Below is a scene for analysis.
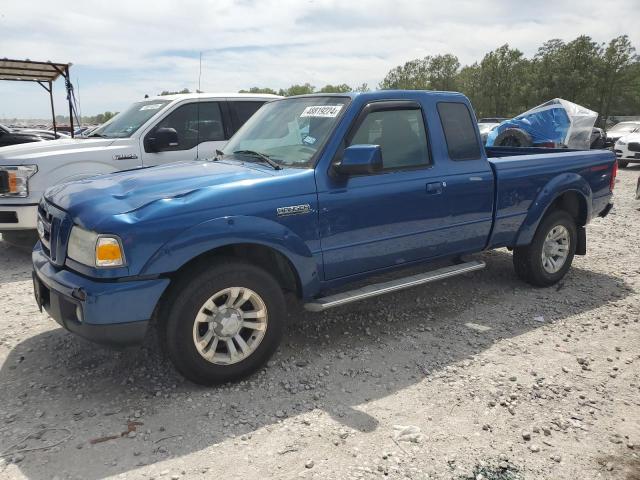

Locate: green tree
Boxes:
[456,63,484,114]
[159,88,191,96]
[379,54,460,91]
[238,87,278,95]
[478,44,529,116]
[278,83,316,96]
[379,57,430,90]
[318,83,352,93]
[427,54,460,91]
[596,35,638,124]
[560,36,602,105]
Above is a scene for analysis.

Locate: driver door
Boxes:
[140,101,227,166]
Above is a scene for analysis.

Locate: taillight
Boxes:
[610,161,618,191]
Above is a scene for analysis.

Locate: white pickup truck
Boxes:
[0,93,279,240]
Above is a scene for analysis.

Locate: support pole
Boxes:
[65,65,74,138]
[49,81,57,135]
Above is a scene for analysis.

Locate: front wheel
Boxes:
[513,210,577,287]
[618,160,629,168]
[163,260,286,385]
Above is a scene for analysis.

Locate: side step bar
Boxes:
[304,259,485,312]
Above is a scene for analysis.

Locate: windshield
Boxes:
[89,100,171,138]
[609,122,640,134]
[223,96,350,167]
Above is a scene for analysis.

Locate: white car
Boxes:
[614,132,640,168]
[0,93,279,238]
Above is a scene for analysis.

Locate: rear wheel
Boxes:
[513,210,577,287]
[163,260,286,385]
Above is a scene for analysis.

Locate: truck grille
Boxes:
[628,142,640,152]
[37,200,72,266]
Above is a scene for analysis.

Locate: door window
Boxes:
[349,108,430,169]
[151,102,224,151]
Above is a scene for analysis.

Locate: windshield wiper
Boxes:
[87,132,107,138]
[233,150,282,170]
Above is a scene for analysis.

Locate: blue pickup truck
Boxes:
[32,90,616,384]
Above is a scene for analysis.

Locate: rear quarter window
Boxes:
[229,101,267,134]
[437,102,481,161]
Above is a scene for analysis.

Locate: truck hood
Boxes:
[0,137,117,164]
[619,132,640,143]
[45,160,279,226]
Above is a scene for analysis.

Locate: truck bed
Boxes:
[485,145,577,158]
[486,147,615,249]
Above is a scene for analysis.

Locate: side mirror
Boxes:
[335,144,383,175]
[147,127,179,152]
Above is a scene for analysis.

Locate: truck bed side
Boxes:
[486,148,615,249]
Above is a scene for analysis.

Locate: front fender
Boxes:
[515,173,592,246]
[139,215,321,298]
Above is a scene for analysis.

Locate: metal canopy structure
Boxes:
[0,59,76,136]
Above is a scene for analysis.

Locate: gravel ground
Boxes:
[0,168,638,480]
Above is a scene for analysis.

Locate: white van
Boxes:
[0,93,280,237]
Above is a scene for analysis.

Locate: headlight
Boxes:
[0,165,37,197]
[617,141,626,146]
[67,226,125,268]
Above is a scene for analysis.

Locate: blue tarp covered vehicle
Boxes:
[486,98,598,150]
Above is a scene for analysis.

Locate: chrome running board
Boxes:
[304,259,485,312]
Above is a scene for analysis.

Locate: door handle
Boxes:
[426,181,445,195]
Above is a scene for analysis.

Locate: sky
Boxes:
[1,0,639,119]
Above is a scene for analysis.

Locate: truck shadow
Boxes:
[0,249,633,479]
[0,238,33,285]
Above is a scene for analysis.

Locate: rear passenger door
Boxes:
[435,102,494,253]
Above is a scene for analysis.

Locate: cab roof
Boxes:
[146,92,282,102]
[285,90,467,101]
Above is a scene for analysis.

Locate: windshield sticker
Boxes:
[139,104,164,111]
[300,105,343,118]
[303,135,317,145]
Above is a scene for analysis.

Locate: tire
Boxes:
[494,128,533,147]
[162,259,286,385]
[618,160,629,168]
[513,210,577,287]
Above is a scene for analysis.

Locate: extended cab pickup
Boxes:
[0,93,278,237]
[32,91,616,385]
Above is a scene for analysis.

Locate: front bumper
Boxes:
[32,244,170,346]
[0,203,38,230]
[615,145,640,163]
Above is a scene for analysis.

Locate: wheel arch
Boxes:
[170,243,303,297]
[515,173,592,247]
[140,215,320,299]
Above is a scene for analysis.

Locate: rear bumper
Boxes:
[32,244,170,346]
[0,203,38,230]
